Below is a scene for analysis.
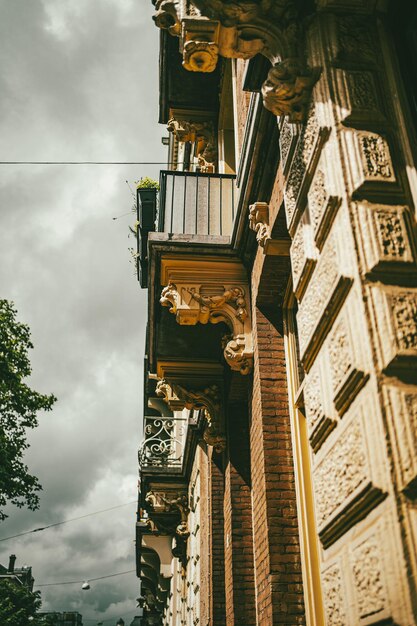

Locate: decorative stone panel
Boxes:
[333,68,385,125]
[307,162,341,250]
[342,130,400,199]
[284,104,330,236]
[279,117,299,175]
[313,395,387,547]
[322,559,347,626]
[297,225,353,371]
[368,286,417,381]
[326,304,369,416]
[351,535,388,622]
[330,15,377,65]
[290,219,317,300]
[383,385,417,496]
[355,202,417,281]
[304,356,336,452]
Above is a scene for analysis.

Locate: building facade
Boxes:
[136,0,417,624]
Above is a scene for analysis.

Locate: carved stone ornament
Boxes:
[183,39,219,73]
[368,287,417,382]
[314,405,387,548]
[262,59,320,122]
[160,282,253,375]
[167,118,218,170]
[152,0,319,121]
[145,488,190,564]
[156,379,226,452]
[248,202,270,248]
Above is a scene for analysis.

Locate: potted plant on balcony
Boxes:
[136,177,159,231]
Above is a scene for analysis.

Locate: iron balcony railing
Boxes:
[158,170,237,237]
[138,416,188,471]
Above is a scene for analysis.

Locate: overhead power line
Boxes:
[0,500,137,543]
[0,161,173,165]
[36,568,135,587]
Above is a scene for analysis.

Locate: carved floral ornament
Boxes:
[152,0,319,122]
[155,378,227,452]
[160,282,253,375]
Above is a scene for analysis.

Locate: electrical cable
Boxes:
[0,161,179,165]
[0,500,137,542]
[36,569,135,587]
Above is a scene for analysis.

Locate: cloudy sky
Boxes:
[0,1,166,623]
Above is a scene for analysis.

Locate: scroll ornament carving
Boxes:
[156,379,226,452]
[248,202,271,248]
[262,59,320,122]
[167,118,217,170]
[160,282,253,375]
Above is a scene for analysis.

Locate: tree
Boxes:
[0,578,44,626]
[0,300,56,521]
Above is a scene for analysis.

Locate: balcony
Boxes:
[158,170,236,237]
[138,415,188,473]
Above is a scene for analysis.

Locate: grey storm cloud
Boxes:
[0,0,166,622]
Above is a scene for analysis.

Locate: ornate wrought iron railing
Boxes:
[138,416,188,470]
[158,170,237,237]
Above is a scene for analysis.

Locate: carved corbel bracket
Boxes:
[249,202,271,248]
[160,282,253,375]
[261,59,321,123]
[156,379,226,452]
[166,117,218,171]
[152,0,319,121]
[249,201,291,256]
[153,0,182,36]
[145,488,190,565]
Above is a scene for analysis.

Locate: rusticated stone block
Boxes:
[343,130,400,199]
[326,304,369,416]
[368,286,417,382]
[313,393,387,548]
[297,224,353,371]
[322,559,347,626]
[355,202,417,281]
[307,164,341,251]
[333,68,385,125]
[304,356,336,453]
[290,220,317,300]
[284,104,330,236]
[383,384,417,496]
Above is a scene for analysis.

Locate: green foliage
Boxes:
[0,300,56,521]
[136,176,159,190]
[0,578,44,625]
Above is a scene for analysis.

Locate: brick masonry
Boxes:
[250,243,306,625]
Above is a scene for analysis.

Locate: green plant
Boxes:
[136,177,159,190]
[0,300,56,521]
[0,578,44,625]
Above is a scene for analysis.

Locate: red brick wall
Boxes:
[250,249,306,624]
[224,403,256,625]
[210,450,226,625]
